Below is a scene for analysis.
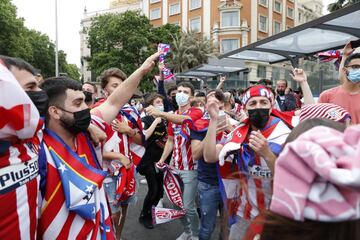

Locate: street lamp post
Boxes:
[55,0,59,76]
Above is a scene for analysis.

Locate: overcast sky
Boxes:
[12,0,335,67]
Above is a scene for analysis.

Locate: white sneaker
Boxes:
[156,199,164,208]
[140,178,147,184]
[176,232,192,240]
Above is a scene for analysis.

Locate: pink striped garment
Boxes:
[271,125,360,221]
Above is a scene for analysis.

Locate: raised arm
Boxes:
[216,75,226,90]
[203,101,222,163]
[157,64,173,112]
[290,68,315,105]
[91,52,161,124]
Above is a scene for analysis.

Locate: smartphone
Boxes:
[350,39,360,49]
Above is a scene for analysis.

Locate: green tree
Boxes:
[328,0,360,12]
[172,32,215,73]
[0,0,79,80]
[0,0,32,60]
[87,11,181,92]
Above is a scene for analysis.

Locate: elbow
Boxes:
[204,154,216,163]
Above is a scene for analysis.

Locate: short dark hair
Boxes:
[258,78,272,86]
[344,53,360,67]
[195,91,206,98]
[206,89,225,103]
[0,55,36,75]
[98,67,127,89]
[167,86,177,96]
[83,82,97,93]
[177,82,195,96]
[40,76,82,108]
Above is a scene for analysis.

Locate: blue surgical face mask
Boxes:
[175,92,189,107]
[347,69,360,83]
[154,104,164,112]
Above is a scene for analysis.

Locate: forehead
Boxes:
[64,89,85,103]
[348,58,360,65]
[277,80,286,86]
[247,96,270,104]
[107,76,123,86]
[177,86,191,92]
[83,83,95,91]
[10,67,37,87]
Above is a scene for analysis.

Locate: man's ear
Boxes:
[48,106,61,120]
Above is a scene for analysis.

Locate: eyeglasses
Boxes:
[346,64,360,69]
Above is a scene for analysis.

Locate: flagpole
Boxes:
[55,0,59,76]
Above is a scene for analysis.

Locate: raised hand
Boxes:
[207,99,219,120]
[290,68,307,83]
[140,51,162,75]
[344,42,355,57]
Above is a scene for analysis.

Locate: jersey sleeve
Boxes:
[318,90,329,103]
[188,107,203,122]
[0,63,39,140]
[167,120,174,137]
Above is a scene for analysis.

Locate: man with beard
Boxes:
[203,85,292,240]
[275,79,296,112]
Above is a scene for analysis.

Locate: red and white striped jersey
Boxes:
[219,117,291,221]
[0,62,42,240]
[168,107,203,171]
[38,128,113,240]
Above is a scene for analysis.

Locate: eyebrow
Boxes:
[72,97,84,103]
[24,81,37,89]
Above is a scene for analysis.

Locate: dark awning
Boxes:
[219,3,360,64]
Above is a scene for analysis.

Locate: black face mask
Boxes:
[248,108,270,129]
[277,90,285,96]
[83,91,93,104]
[26,90,49,116]
[60,108,91,134]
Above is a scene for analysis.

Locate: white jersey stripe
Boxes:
[16,183,30,240]
[68,214,85,239]
[43,203,68,239]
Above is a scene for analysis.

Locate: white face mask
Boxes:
[176,92,190,107]
[154,104,164,112]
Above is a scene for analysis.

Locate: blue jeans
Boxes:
[176,170,200,237]
[198,181,222,240]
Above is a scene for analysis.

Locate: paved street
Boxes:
[122,176,221,240]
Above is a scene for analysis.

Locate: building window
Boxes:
[169,3,180,16]
[259,0,268,7]
[221,39,239,53]
[274,21,281,34]
[259,15,268,32]
[274,0,282,13]
[190,0,201,10]
[189,17,201,32]
[150,0,161,3]
[221,11,240,27]
[272,67,280,80]
[287,7,294,19]
[257,65,267,78]
[150,8,161,20]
